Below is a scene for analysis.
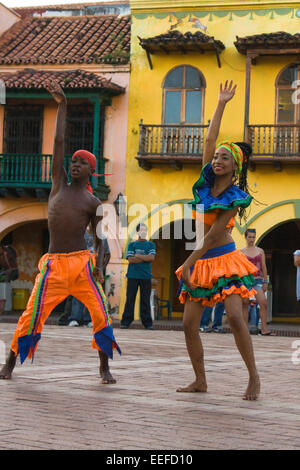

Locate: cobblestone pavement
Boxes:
[1,324,300,450]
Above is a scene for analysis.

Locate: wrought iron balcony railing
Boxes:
[0,153,55,187]
[247,124,300,167]
[137,121,209,169]
[0,153,106,198]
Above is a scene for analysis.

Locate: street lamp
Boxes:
[113,193,127,227]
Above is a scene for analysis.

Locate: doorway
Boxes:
[259,219,300,318]
[151,218,196,316]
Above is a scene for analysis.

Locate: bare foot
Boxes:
[176,380,207,393]
[243,374,260,401]
[0,352,16,380]
[100,367,116,384]
[98,350,116,384]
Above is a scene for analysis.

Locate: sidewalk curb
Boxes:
[1,315,300,337]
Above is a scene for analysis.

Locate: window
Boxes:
[275,65,300,155]
[161,66,205,155]
[276,64,300,123]
[3,105,43,154]
[163,66,205,124]
[65,105,94,155]
[2,105,44,183]
[65,104,105,176]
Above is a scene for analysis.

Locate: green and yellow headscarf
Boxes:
[216,140,244,174]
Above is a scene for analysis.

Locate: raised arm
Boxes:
[203,81,237,166]
[45,81,67,190]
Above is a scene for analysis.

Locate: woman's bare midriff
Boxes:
[202,223,234,250]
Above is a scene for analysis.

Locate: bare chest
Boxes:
[48,188,93,224]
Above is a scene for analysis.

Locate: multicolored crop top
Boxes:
[190,163,252,228]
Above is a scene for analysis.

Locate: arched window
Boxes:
[276,64,299,123]
[163,66,205,124]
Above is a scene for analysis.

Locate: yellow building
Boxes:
[122,0,300,322]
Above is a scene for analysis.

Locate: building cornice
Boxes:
[130,0,300,13]
[0,64,130,74]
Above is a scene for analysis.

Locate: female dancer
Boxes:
[176,81,260,400]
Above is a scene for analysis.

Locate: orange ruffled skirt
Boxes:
[176,243,258,307]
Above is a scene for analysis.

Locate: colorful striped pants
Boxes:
[11,250,121,364]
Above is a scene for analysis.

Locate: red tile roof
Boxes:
[0,15,130,65]
[139,30,225,53]
[235,31,300,54]
[0,69,124,94]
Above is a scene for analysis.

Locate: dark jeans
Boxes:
[121,278,152,328]
[68,297,91,325]
[200,302,225,329]
[249,304,260,326]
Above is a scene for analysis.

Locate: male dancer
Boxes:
[0,81,120,382]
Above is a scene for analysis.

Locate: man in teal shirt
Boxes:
[121,224,156,329]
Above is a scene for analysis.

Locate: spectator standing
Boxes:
[199,302,226,333]
[0,245,18,282]
[294,250,300,303]
[68,229,111,327]
[0,244,18,315]
[241,229,273,336]
[248,297,260,334]
[121,224,155,330]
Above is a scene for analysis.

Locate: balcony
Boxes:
[247,125,300,170]
[0,153,108,199]
[136,121,209,170]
